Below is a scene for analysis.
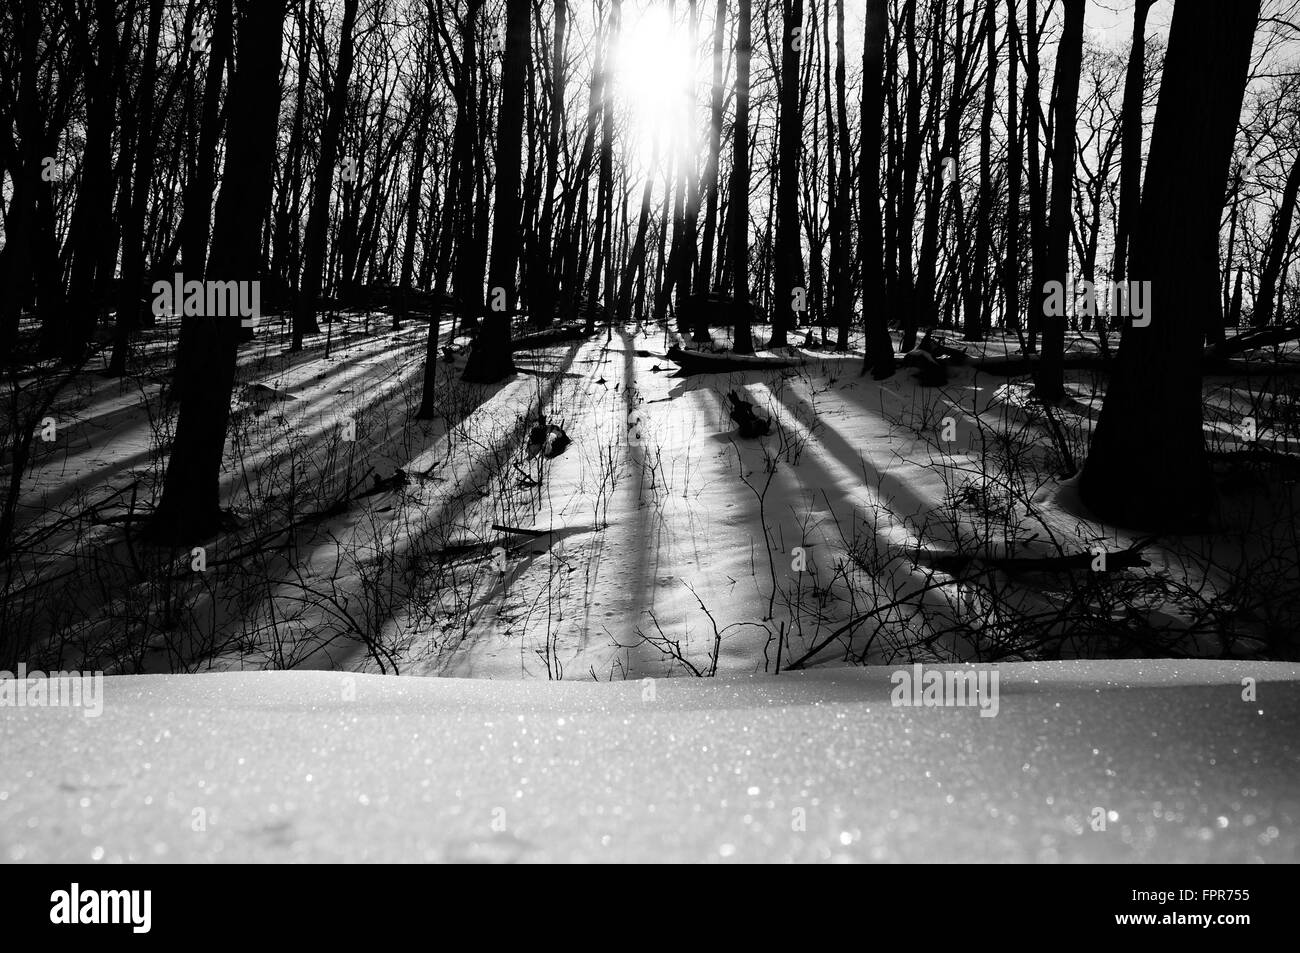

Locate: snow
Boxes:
[3,660,1298,862]
[14,321,1295,676]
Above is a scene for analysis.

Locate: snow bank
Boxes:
[3,660,1298,862]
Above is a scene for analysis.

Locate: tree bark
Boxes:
[1111,0,1154,290]
[732,0,755,354]
[462,0,531,382]
[770,0,805,348]
[859,0,894,376]
[1079,0,1259,532]
[1253,147,1300,327]
[1033,0,1085,402]
[293,0,360,350]
[1005,0,1022,332]
[149,0,287,542]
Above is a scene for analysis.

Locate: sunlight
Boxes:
[612,4,697,170]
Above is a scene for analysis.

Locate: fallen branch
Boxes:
[665,345,802,376]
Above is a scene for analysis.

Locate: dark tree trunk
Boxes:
[1033,0,1085,402]
[830,0,853,350]
[860,0,894,376]
[1253,148,1300,327]
[582,2,619,333]
[1079,0,1259,532]
[618,138,660,323]
[450,0,485,335]
[109,0,166,376]
[1025,0,1044,352]
[964,0,995,343]
[62,0,122,363]
[770,0,805,349]
[693,0,729,337]
[149,0,286,542]
[1004,0,1022,332]
[0,0,45,358]
[180,0,234,277]
[1112,0,1154,288]
[732,0,755,355]
[462,0,531,382]
[397,63,433,332]
[293,0,360,350]
[895,0,923,351]
[532,0,568,329]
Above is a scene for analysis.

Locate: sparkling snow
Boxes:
[3,660,1297,862]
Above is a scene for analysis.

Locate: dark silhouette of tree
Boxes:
[771,0,805,348]
[150,0,287,541]
[62,0,122,363]
[1033,0,1085,402]
[1111,0,1155,293]
[860,0,894,377]
[693,0,729,343]
[1080,0,1260,532]
[108,0,165,377]
[732,0,755,355]
[1254,146,1300,327]
[293,0,360,351]
[1004,0,1022,334]
[462,0,531,383]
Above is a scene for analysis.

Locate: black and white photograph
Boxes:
[0,0,1298,884]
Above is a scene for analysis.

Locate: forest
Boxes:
[2,0,1299,679]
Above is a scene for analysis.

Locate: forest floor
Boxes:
[5,312,1300,677]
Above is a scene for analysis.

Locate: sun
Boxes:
[612,4,699,170]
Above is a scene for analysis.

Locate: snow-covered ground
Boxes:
[3,660,1297,862]
[5,319,1299,862]
[11,319,1295,677]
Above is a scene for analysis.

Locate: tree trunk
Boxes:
[1005,0,1022,332]
[532,0,568,329]
[1111,0,1154,289]
[149,0,286,542]
[293,0,360,350]
[61,0,122,363]
[965,0,995,342]
[397,65,432,332]
[0,0,45,358]
[1253,147,1300,327]
[109,0,166,376]
[180,0,234,277]
[829,0,852,350]
[462,0,531,382]
[1079,0,1259,532]
[770,0,805,349]
[732,0,755,354]
[1025,0,1044,352]
[693,0,729,339]
[860,0,894,376]
[1033,0,1085,402]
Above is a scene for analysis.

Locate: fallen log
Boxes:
[510,324,590,351]
[1206,322,1300,361]
[924,536,1156,576]
[665,344,801,376]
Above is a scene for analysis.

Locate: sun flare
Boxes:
[612,5,699,168]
